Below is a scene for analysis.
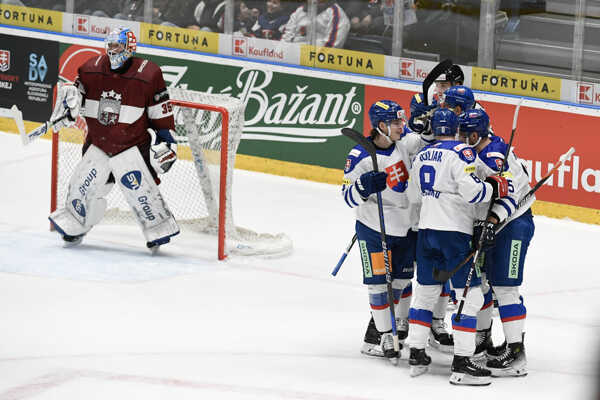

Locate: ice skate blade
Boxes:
[388,357,400,366]
[449,372,492,386]
[149,245,161,255]
[62,236,83,248]
[489,365,528,377]
[360,343,384,358]
[410,365,428,377]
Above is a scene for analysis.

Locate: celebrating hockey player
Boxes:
[342,100,426,363]
[408,64,464,133]
[48,27,180,253]
[457,109,533,377]
[407,108,512,385]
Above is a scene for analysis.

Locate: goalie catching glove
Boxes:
[148,128,177,174]
[51,83,81,132]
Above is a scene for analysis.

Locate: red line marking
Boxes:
[0,369,378,400]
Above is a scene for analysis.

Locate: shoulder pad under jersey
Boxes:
[344,145,370,173]
[479,136,509,172]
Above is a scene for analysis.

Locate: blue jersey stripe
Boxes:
[505,196,518,209]
[497,199,513,217]
[348,185,359,207]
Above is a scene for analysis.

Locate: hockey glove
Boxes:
[473,220,498,251]
[148,128,177,174]
[355,171,388,199]
[51,84,81,132]
[485,175,510,199]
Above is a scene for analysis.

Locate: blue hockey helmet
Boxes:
[431,108,458,136]
[458,108,490,137]
[368,100,406,128]
[443,85,475,111]
[105,27,137,70]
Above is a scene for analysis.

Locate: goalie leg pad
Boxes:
[109,146,180,244]
[49,145,112,236]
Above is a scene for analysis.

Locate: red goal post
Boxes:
[50,88,292,259]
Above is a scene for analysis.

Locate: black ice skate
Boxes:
[146,236,172,255]
[474,326,493,358]
[360,316,383,358]
[486,342,527,377]
[449,355,492,386]
[428,317,454,353]
[397,318,409,342]
[62,234,84,247]
[381,331,400,365]
[409,347,431,377]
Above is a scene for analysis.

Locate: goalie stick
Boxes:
[433,145,576,284]
[422,59,453,106]
[21,113,69,145]
[331,233,357,276]
[341,127,401,359]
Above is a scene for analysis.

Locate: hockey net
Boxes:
[51,87,292,259]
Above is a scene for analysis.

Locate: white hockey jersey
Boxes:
[408,140,495,235]
[282,3,350,48]
[474,136,535,224]
[342,132,424,237]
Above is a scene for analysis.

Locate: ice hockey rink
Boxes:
[0,131,598,399]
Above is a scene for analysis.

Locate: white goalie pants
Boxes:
[49,145,179,244]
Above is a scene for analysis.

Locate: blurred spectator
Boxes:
[350,0,417,36]
[75,0,124,18]
[282,0,350,48]
[114,0,151,22]
[202,1,261,33]
[25,0,65,10]
[193,0,225,31]
[250,0,290,40]
[3,0,26,7]
[236,0,260,34]
[156,0,202,28]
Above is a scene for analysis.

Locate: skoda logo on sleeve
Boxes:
[121,171,142,190]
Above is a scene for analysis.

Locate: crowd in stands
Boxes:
[11,0,545,60]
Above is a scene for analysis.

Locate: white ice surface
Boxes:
[0,132,598,399]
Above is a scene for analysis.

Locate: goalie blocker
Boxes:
[49,144,179,250]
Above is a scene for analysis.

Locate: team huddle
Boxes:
[341,65,534,386]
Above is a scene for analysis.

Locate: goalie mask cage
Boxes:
[50,88,292,259]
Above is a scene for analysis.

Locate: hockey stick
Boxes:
[422,59,453,106]
[454,98,522,322]
[432,146,576,284]
[341,127,400,355]
[21,113,69,145]
[331,233,357,276]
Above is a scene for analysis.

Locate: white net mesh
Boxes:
[53,88,292,258]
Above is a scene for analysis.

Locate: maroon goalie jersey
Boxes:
[75,55,174,156]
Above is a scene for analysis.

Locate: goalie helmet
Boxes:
[444,85,475,111]
[368,100,406,128]
[458,108,490,137]
[431,108,458,136]
[105,27,137,70]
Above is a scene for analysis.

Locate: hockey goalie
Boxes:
[49,27,179,253]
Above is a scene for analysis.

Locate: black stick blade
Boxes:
[422,59,453,106]
[341,127,379,171]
